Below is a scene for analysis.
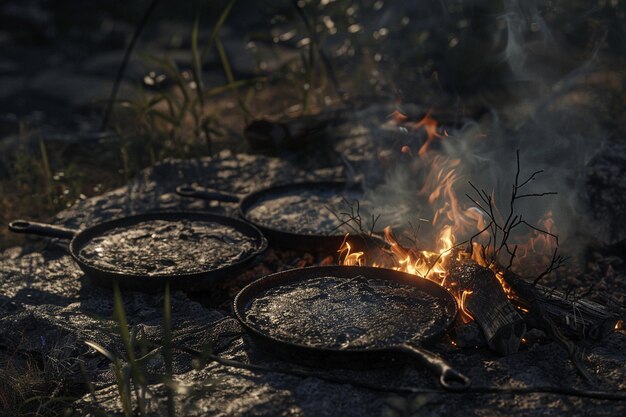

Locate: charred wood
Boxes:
[501,270,620,340]
[500,270,595,382]
[445,260,526,355]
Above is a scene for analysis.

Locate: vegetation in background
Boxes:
[1,0,622,254]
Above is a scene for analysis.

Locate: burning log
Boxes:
[501,270,620,340]
[445,260,526,355]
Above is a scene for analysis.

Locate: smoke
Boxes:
[347,0,607,274]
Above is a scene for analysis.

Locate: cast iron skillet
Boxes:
[9,211,267,292]
[234,265,471,391]
[176,181,381,251]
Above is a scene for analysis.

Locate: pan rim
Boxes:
[233,265,459,354]
[68,210,268,281]
[238,180,370,240]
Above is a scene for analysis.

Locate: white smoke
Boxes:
[347,0,607,274]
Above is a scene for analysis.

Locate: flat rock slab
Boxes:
[1,151,625,416]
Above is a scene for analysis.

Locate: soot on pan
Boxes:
[78,220,256,276]
[244,275,448,350]
[246,187,364,235]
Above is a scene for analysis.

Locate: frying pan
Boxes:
[176,181,382,252]
[234,265,471,391]
[8,211,267,292]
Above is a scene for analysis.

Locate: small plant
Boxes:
[110,0,259,161]
[84,283,165,416]
[82,282,220,416]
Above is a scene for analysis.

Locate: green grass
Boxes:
[82,283,175,416]
[0,1,355,250]
[0,131,127,250]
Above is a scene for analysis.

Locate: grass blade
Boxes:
[78,357,99,405]
[200,0,237,62]
[113,283,146,415]
[150,109,180,125]
[215,36,250,121]
[38,137,51,195]
[191,14,204,108]
[101,0,160,131]
[163,282,175,417]
[203,78,263,99]
[113,283,135,365]
[85,341,116,363]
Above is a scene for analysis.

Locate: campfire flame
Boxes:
[338,225,476,322]
[338,111,556,323]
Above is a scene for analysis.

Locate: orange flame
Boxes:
[339,112,557,325]
[390,110,445,158]
[411,112,444,157]
[459,290,475,323]
[337,238,365,266]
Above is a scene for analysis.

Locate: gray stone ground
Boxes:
[1,151,625,416]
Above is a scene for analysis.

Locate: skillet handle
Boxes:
[176,184,240,203]
[9,220,77,239]
[394,342,471,391]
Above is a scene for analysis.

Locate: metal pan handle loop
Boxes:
[176,184,240,203]
[395,342,471,391]
[9,220,77,239]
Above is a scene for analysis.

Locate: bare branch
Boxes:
[533,247,569,286]
[519,220,560,246]
[465,149,562,275]
[516,192,558,199]
[518,170,545,189]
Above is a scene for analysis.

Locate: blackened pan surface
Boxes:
[245,275,447,349]
[240,182,366,237]
[235,266,457,353]
[70,212,267,291]
[178,181,394,251]
[10,212,267,291]
[76,217,256,276]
